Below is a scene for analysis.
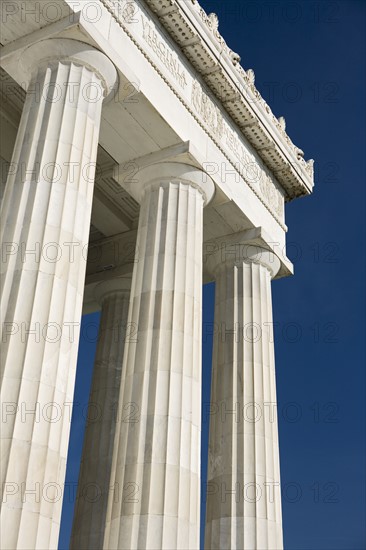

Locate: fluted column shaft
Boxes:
[0,39,116,549]
[71,277,132,549]
[205,245,283,550]
[103,163,214,550]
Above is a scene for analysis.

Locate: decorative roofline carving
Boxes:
[153,0,314,187]
[99,0,314,199]
[185,0,313,179]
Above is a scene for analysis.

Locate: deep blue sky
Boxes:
[59,1,366,548]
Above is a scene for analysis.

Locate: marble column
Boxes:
[103,163,214,550]
[70,276,132,549]
[204,243,283,549]
[0,39,117,549]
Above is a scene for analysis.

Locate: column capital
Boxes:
[204,231,281,278]
[20,38,117,98]
[94,276,132,306]
[123,161,215,205]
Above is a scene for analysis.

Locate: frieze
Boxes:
[191,80,223,139]
[141,14,188,89]
[191,80,284,218]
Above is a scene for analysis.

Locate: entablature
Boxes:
[104,0,314,200]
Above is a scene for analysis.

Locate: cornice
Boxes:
[140,0,314,200]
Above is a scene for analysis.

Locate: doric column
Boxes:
[103,163,214,550]
[70,276,132,550]
[204,242,283,550]
[0,39,117,549]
